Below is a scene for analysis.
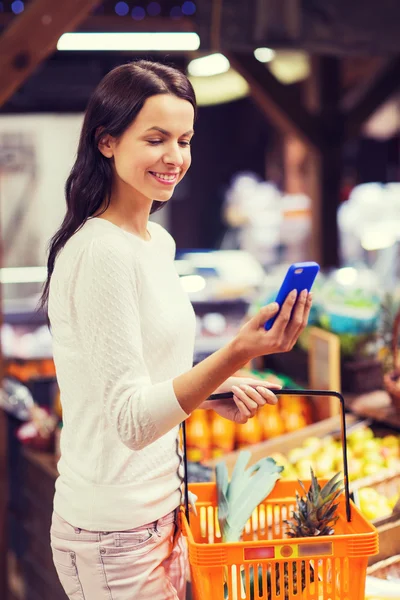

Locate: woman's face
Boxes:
[99,94,194,203]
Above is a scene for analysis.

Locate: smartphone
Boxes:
[264,261,320,331]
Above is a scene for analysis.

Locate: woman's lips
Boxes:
[148,171,179,185]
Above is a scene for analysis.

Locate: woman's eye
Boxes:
[147,140,162,145]
[179,141,191,147]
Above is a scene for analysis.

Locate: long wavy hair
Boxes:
[39,60,197,311]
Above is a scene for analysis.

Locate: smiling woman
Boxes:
[95,94,195,221]
[40,60,197,302]
[40,59,312,600]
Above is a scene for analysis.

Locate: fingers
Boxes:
[232,396,250,424]
[302,292,313,327]
[286,290,312,346]
[258,302,279,328]
[241,377,282,391]
[272,289,298,330]
[256,386,279,405]
[232,384,276,414]
[287,289,308,331]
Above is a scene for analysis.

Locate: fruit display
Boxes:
[357,487,398,522]
[269,425,400,522]
[185,392,313,462]
[273,426,400,480]
[6,357,56,382]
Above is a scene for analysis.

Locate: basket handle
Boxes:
[182,389,351,526]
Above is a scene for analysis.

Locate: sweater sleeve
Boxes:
[69,236,189,451]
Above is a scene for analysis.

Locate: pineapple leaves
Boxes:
[215,451,283,543]
[215,461,229,534]
[285,468,344,539]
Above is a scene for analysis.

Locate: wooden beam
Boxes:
[227,51,323,151]
[343,56,400,139]
[0,0,103,108]
[304,56,343,268]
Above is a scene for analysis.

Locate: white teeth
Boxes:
[151,172,177,181]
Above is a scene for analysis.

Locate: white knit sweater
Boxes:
[48,217,196,531]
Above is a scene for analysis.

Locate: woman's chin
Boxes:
[151,190,174,202]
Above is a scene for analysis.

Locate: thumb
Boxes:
[256,302,279,328]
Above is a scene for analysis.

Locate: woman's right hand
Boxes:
[233,289,312,362]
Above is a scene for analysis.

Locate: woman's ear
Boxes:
[98,133,115,158]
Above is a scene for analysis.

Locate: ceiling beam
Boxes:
[228,51,323,151]
[0,0,103,108]
[343,55,400,139]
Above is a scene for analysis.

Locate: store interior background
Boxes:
[2,1,400,599]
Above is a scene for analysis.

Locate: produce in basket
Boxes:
[215,450,283,543]
[286,469,343,538]
[216,451,283,600]
[216,451,344,600]
[265,469,344,599]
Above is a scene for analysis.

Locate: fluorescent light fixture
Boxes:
[180,275,206,293]
[0,266,47,284]
[57,32,200,52]
[188,53,230,77]
[189,69,249,105]
[254,47,276,63]
[335,267,358,286]
[361,230,397,251]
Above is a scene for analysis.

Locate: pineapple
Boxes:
[272,470,344,599]
[286,469,343,538]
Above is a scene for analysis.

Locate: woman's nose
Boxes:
[163,144,184,166]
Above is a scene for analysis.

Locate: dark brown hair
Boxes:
[39,60,197,311]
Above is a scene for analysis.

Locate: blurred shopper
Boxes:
[40,60,312,600]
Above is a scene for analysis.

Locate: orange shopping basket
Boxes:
[181,390,379,600]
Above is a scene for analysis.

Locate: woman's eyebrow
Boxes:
[145,126,194,136]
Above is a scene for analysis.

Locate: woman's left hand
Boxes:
[200,376,281,424]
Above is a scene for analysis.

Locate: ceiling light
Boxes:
[114,1,129,16]
[268,50,310,84]
[0,267,47,284]
[189,69,249,105]
[182,1,196,16]
[335,267,358,286]
[57,32,200,51]
[188,53,230,77]
[131,6,146,20]
[180,275,206,293]
[254,47,275,63]
[147,2,161,16]
[361,229,397,251]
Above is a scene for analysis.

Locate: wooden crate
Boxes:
[368,518,400,568]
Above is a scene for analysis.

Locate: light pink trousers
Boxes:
[50,509,188,600]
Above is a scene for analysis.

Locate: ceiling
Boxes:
[0,0,399,112]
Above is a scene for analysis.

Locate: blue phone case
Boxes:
[264,262,320,331]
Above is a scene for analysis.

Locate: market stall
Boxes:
[2,2,400,600]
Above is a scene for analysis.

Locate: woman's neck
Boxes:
[95,189,152,241]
